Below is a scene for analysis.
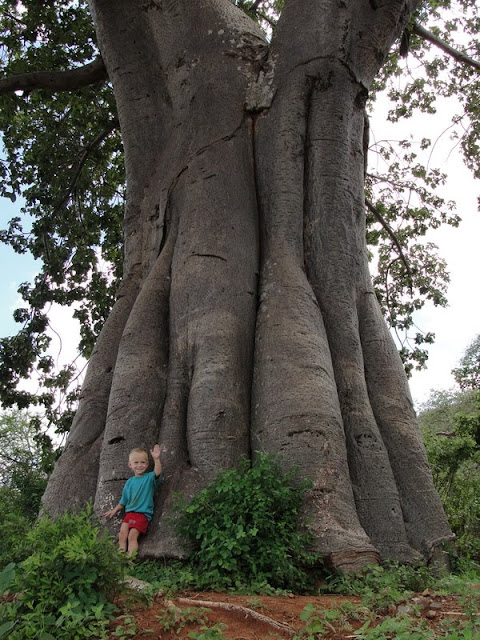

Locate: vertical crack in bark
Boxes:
[145,119,259,557]
[94,206,178,524]
[302,74,316,280]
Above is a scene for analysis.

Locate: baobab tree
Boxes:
[2,0,478,570]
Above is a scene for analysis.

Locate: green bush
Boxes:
[0,489,33,570]
[320,562,435,598]
[175,453,320,592]
[132,558,200,595]
[0,506,129,639]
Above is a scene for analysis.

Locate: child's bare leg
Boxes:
[118,523,129,551]
[127,528,141,554]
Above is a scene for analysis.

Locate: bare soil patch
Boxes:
[112,586,478,639]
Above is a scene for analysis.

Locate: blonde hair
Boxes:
[129,447,149,460]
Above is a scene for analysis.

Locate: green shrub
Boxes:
[188,622,229,639]
[132,558,201,595]
[352,616,435,640]
[320,562,435,598]
[156,606,209,634]
[0,506,129,639]
[0,490,33,570]
[175,454,320,592]
[0,410,57,572]
[294,601,357,638]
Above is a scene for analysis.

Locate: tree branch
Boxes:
[257,11,276,28]
[0,451,25,465]
[413,23,480,71]
[0,57,108,96]
[247,0,276,28]
[365,198,413,292]
[176,598,295,637]
[54,118,119,215]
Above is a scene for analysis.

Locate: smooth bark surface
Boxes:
[42,0,453,571]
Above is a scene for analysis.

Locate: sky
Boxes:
[403,172,479,406]
[0,210,84,391]
[369,96,480,406]
[0,97,478,410]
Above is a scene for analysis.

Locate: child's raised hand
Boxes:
[151,443,165,459]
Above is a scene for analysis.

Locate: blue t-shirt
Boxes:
[119,471,162,521]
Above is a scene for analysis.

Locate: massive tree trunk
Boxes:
[42,0,453,571]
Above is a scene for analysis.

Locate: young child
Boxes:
[104,444,163,554]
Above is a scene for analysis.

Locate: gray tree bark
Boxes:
[42,0,453,571]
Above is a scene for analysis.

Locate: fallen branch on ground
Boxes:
[176,597,296,637]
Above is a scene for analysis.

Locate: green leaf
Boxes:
[0,563,16,594]
[0,621,15,639]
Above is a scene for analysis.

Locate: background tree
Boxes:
[452,334,480,391]
[0,409,56,567]
[418,381,480,562]
[0,409,55,515]
[0,0,477,570]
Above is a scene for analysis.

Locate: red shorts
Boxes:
[122,512,149,534]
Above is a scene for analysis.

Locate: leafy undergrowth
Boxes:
[110,584,480,640]
[1,458,479,639]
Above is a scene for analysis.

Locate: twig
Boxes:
[365,197,413,293]
[257,11,276,28]
[247,1,276,28]
[53,118,119,215]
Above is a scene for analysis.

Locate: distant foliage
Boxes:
[0,409,56,569]
[175,454,319,592]
[419,390,480,561]
[453,334,480,391]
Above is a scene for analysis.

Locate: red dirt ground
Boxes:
[112,586,479,639]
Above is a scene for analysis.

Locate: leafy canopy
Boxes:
[0,0,123,431]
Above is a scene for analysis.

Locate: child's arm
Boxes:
[104,503,124,519]
[151,443,165,478]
